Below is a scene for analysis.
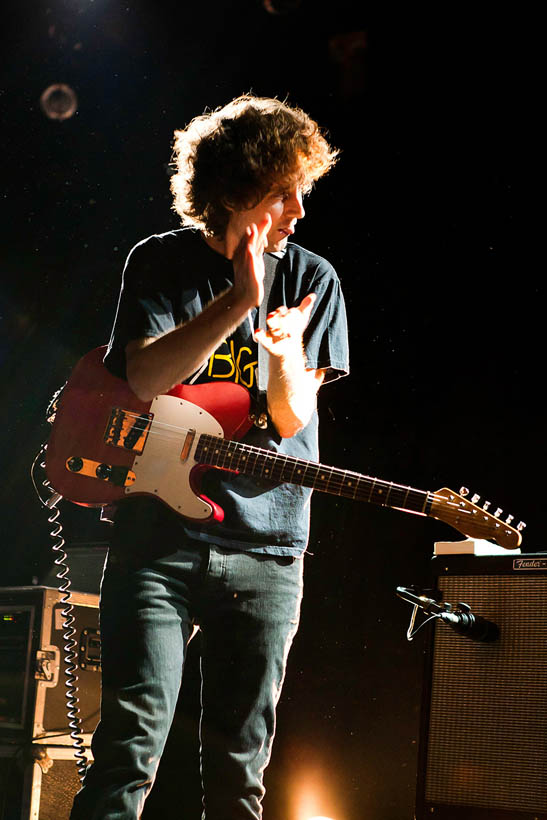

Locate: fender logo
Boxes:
[513,558,547,571]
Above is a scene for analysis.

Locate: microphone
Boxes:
[396,586,500,642]
[438,605,500,642]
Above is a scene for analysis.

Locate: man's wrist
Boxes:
[224,285,257,315]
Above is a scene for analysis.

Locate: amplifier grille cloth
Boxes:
[425,574,547,812]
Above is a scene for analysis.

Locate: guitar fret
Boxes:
[287,457,299,483]
[244,445,258,475]
[273,453,289,483]
[254,449,269,479]
[318,466,334,491]
[344,472,359,499]
[386,483,405,507]
[222,442,235,469]
[304,462,320,488]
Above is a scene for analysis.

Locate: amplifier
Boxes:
[0,586,101,746]
[0,743,92,820]
[415,553,547,820]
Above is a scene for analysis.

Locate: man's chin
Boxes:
[266,234,289,253]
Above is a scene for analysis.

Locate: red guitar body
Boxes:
[46,347,253,521]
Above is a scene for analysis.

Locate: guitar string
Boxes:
[200,437,430,505]
[116,410,430,502]
[197,438,517,538]
[113,411,514,535]
[116,413,430,509]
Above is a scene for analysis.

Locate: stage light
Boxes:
[39,84,78,121]
[292,771,342,820]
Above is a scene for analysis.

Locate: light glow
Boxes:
[291,767,342,820]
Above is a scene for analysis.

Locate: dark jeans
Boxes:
[70,541,303,820]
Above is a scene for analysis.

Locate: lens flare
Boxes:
[39,84,78,121]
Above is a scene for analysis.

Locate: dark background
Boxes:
[1,2,540,818]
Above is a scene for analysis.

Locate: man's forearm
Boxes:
[126,287,252,401]
[267,348,325,438]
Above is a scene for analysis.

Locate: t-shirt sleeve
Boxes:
[103,236,176,379]
[302,261,350,383]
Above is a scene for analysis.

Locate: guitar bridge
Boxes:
[104,407,153,453]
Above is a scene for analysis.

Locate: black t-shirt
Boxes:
[104,228,349,556]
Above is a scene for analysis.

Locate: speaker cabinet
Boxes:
[415,553,547,820]
[0,744,92,820]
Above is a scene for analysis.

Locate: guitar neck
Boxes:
[195,434,432,516]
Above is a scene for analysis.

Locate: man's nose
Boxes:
[286,187,305,219]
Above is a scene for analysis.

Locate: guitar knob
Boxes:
[67,457,84,473]
[517,521,527,532]
[459,487,469,497]
[96,463,112,480]
[506,514,514,524]
[471,493,481,504]
[483,501,491,511]
[494,507,503,518]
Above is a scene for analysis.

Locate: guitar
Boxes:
[45,347,523,549]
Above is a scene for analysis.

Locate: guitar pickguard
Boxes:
[125,394,224,520]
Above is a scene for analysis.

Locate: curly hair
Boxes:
[170,95,339,237]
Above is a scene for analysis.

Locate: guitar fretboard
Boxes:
[195,434,432,515]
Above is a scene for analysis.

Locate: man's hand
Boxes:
[231,215,272,309]
[255,293,316,358]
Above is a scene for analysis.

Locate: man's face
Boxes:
[227,184,306,253]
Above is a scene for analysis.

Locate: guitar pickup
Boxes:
[104,407,153,453]
[66,456,136,487]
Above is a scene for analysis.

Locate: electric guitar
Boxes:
[45,347,523,549]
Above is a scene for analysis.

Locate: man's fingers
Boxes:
[264,294,316,336]
[257,214,271,254]
[298,293,316,320]
[259,213,272,234]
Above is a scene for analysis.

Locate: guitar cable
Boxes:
[31,442,89,780]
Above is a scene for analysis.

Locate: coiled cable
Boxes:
[31,443,89,780]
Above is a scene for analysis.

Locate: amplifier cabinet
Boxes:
[0,586,101,747]
[0,743,92,820]
[415,553,547,820]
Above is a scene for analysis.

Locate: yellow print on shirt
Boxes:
[207,339,257,388]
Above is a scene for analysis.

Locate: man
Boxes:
[71,94,349,820]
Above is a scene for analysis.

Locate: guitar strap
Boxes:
[254,250,284,428]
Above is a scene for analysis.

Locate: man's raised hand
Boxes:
[254,293,316,358]
[231,214,272,309]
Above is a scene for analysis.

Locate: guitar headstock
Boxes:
[429,487,523,549]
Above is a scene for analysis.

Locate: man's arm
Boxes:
[255,295,326,438]
[125,220,270,401]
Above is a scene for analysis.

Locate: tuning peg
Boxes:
[494,507,503,518]
[506,514,514,524]
[459,487,469,497]
[471,493,481,504]
[517,521,527,532]
[483,501,491,511]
